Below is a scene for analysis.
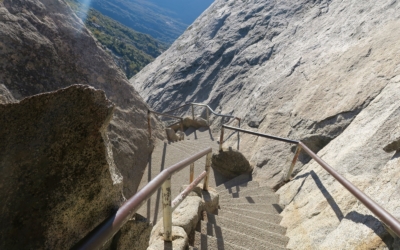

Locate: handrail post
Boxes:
[162,176,172,241]
[285,144,302,181]
[147,110,152,138]
[203,152,212,191]
[237,118,241,150]
[191,104,195,120]
[189,163,194,183]
[219,126,225,151]
[206,108,210,126]
[180,118,184,139]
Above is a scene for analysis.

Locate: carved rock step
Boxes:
[220,207,283,224]
[218,211,286,229]
[207,212,287,235]
[215,181,259,192]
[219,194,279,204]
[197,220,288,249]
[220,203,282,214]
[137,128,220,224]
[219,185,276,199]
[215,173,252,190]
[193,231,248,250]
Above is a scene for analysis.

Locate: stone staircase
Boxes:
[137,127,228,224]
[190,176,290,249]
[138,127,290,249]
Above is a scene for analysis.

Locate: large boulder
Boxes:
[212,148,253,179]
[0,0,164,198]
[0,85,123,249]
[182,116,209,128]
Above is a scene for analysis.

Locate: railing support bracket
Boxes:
[285,144,302,181]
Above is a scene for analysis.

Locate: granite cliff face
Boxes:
[132,0,400,248]
[0,0,164,198]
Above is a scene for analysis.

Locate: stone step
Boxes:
[220,203,282,214]
[207,212,287,235]
[166,141,210,156]
[197,221,288,249]
[215,180,259,192]
[220,207,283,224]
[193,231,248,250]
[137,134,221,224]
[215,174,252,191]
[219,194,279,204]
[219,185,275,199]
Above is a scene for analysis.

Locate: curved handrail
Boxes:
[160,102,240,120]
[191,102,237,120]
[147,102,241,139]
[74,147,213,250]
[220,125,400,238]
[147,109,184,138]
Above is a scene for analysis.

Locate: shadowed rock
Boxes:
[106,214,152,250]
[0,85,123,249]
[212,148,253,179]
[383,126,400,153]
[183,116,209,129]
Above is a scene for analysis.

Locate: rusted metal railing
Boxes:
[188,102,239,126]
[75,147,213,249]
[148,109,184,139]
[220,124,400,238]
[147,103,241,141]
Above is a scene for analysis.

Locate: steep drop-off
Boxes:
[131,0,400,248]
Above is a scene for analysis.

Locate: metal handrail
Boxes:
[75,147,213,249]
[162,102,238,120]
[147,109,184,138]
[220,125,400,238]
[147,103,241,139]
[190,103,237,120]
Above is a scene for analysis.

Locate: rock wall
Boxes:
[278,81,400,249]
[131,0,400,188]
[0,85,123,249]
[0,0,164,197]
[131,0,400,248]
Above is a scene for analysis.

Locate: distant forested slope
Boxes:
[67,1,167,78]
[73,0,186,44]
[72,0,214,44]
[147,0,214,25]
